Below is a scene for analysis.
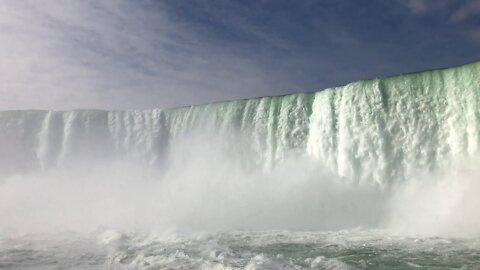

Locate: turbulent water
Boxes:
[1,61,480,269]
[2,230,480,270]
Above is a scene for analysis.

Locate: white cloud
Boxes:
[402,0,480,23]
[0,0,294,110]
[0,1,457,110]
[466,28,480,43]
[402,0,453,14]
[451,0,480,22]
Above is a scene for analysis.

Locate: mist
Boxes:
[0,135,384,234]
[1,132,480,238]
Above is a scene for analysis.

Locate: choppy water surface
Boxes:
[1,230,479,269]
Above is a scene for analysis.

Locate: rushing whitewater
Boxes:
[1,61,480,269]
[2,61,480,183]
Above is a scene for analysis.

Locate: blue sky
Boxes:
[1,0,480,110]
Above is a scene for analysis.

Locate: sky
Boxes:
[1,0,480,110]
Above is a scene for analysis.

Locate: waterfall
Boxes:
[1,61,479,185]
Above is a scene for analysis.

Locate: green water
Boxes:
[2,230,480,269]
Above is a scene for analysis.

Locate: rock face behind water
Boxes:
[1,61,480,186]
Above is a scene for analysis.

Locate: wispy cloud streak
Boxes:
[1,0,479,110]
[0,0,289,109]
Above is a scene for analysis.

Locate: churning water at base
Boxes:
[1,61,480,269]
[2,230,480,269]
